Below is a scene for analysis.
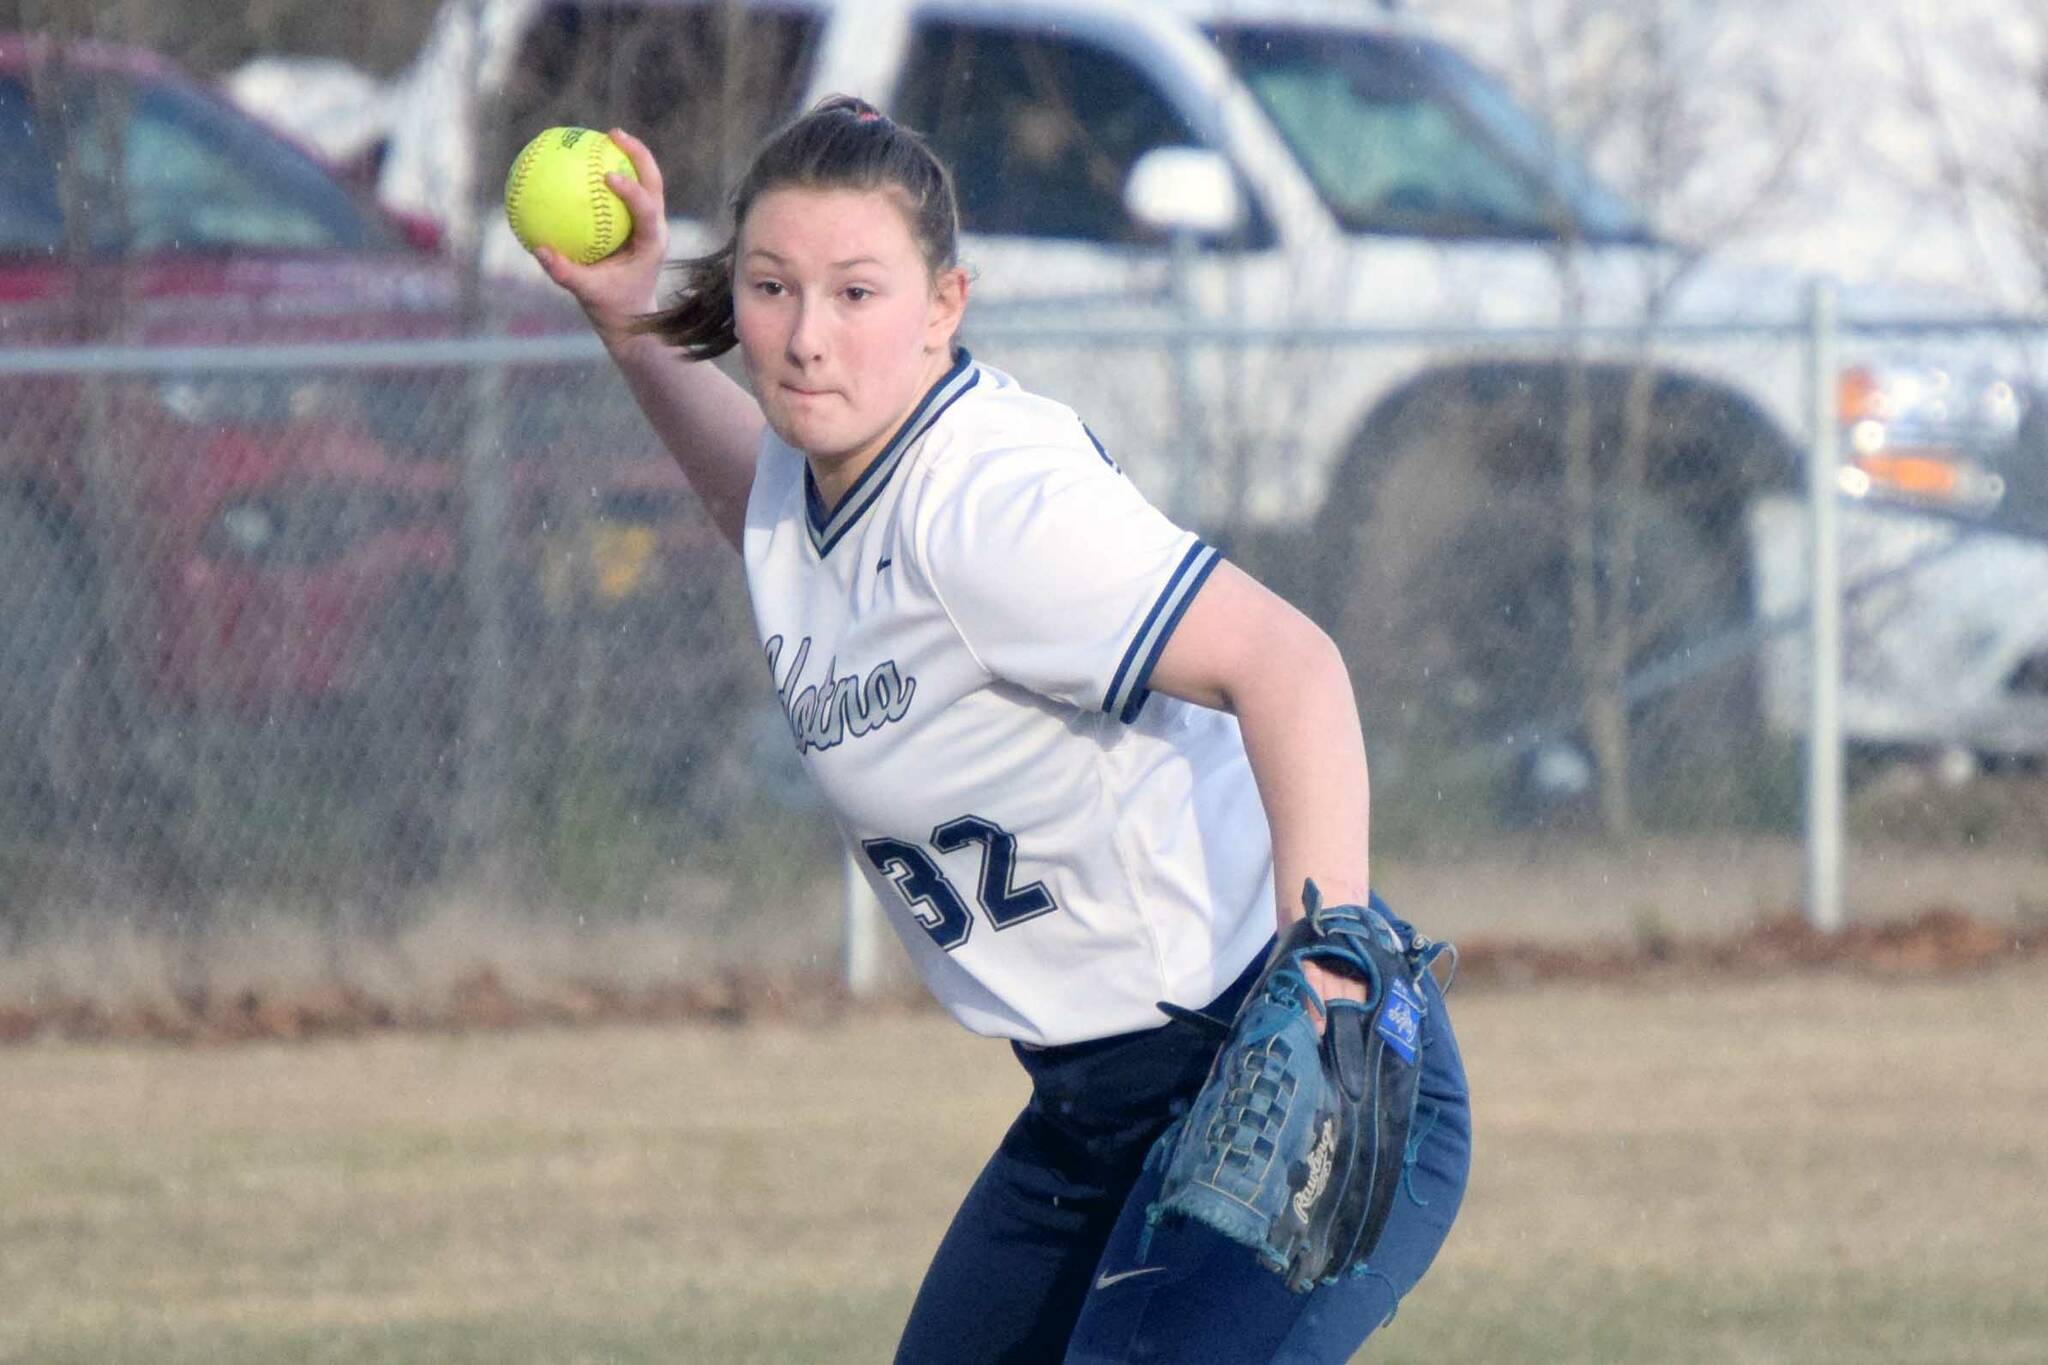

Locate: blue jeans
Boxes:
[896,912,1472,1364]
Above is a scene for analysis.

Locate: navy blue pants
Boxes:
[895,925,1471,1364]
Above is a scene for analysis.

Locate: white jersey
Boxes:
[743,352,1275,1046]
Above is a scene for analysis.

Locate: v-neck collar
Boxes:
[803,348,979,557]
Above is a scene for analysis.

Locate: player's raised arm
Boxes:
[530,128,763,551]
[1144,560,1374,1013]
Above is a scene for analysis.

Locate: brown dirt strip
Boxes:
[2,905,2041,1047]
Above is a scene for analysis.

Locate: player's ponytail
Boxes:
[637,94,961,360]
[640,239,738,361]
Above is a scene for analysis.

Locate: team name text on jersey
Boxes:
[766,633,918,755]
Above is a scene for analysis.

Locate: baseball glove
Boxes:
[1144,881,1452,1294]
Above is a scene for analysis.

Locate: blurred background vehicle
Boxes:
[0,33,748,887]
[369,0,2048,826]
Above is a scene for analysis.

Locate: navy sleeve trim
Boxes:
[1102,539,1221,724]
[1082,423,1120,471]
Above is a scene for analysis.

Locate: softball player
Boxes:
[537,96,1470,1364]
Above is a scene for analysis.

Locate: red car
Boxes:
[0,35,715,858]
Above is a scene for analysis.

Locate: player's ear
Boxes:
[926,266,968,347]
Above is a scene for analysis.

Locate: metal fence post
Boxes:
[1167,228,1204,526]
[453,360,512,862]
[449,0,511,866]
[843,847,881,998]
[1804,278,1846,933]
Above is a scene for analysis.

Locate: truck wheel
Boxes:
[1392,485,1748,767]
[351,573,465,885]
[1,499,174,837]
[1313,393,1766,804]
[0,498,98,825]
[48,631,189,835]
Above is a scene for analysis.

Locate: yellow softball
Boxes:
[504,127,639,265]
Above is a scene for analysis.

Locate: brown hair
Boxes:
[636,95,960,360]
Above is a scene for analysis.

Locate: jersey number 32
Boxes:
[861,816,1059,951]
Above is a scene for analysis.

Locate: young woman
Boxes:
[534,96,1470,1364]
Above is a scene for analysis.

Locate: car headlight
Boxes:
[158,377,352,426]
[203,487,397,566]
[1835,363,2018,511]
[216,502,281,557]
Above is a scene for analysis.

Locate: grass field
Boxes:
[3,960,2045,1364]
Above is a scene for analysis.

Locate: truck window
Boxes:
[894,21,1214,244]
[1209,25,1645,243]
[498,1,823,220]
[47,73,388,256]
[0,78,62,256]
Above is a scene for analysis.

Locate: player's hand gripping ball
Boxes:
[504,127,639,265]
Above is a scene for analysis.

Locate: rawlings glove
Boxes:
[1145,881,1453,1294]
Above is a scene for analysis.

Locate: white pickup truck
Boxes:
[377,0,2048,784]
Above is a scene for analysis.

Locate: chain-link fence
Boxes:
[954,302,2048,965]
[984,305,2045,767]
[3,313,2046,989]
[0,336,840,965]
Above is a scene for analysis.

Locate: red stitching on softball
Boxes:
[586,139,616,263]
[508,141,544,251]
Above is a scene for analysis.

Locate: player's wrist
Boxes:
[1278,875,1371,925]
[595,312,662,359]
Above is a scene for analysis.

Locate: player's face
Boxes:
[734,186,967,498]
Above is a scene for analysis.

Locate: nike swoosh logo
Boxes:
[1093,1266,1166,1290]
